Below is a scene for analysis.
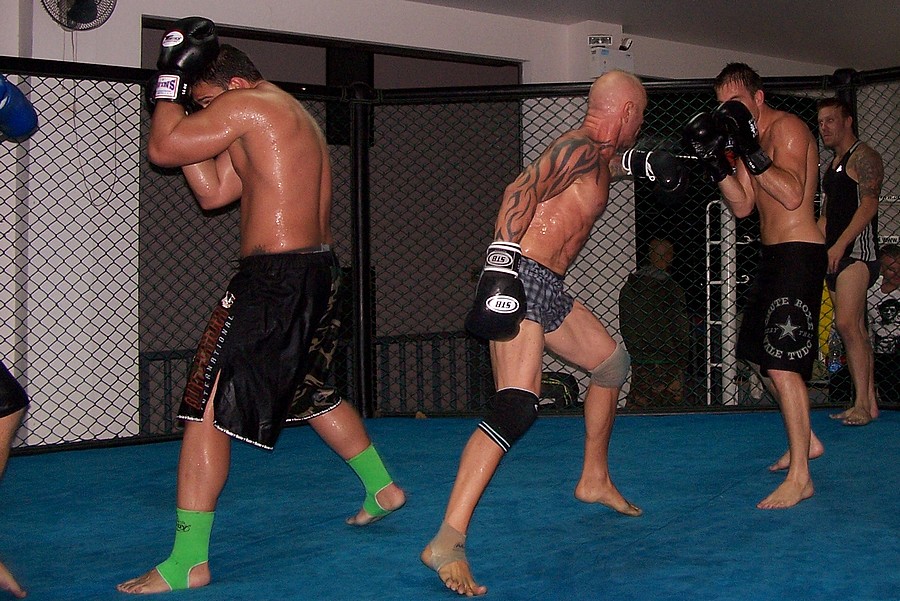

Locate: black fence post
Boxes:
[349,82,376,418]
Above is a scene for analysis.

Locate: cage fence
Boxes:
[1,59,897,450]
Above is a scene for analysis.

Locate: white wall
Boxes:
[628,35,835,79]
[2,0,834,82]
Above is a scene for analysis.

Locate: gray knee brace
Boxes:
[478,387,539,452]
[590,343,630,388]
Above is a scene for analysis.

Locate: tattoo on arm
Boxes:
[495,137,610,240]
[854,146,884,200]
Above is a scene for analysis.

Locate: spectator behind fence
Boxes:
[868,244,900,407]
[618,238,690,407]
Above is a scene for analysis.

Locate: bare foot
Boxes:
[421,544,487,597]
[116,563,211,595]
[842,406,873,426]
[768,433,825,472]
[346,483,407,526]
[0,560,26,599]
[829,407,852,420]
[756,478,814,509]
[574,479,642,517]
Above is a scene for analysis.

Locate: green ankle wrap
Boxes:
[156,509,215,590]
[347,444,393,517]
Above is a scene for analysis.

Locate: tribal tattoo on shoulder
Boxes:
[495,136,613,241]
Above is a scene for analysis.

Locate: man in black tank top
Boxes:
[816,97,884,426]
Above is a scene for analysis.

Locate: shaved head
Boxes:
[588,70,647,115]
[585,70,647,151]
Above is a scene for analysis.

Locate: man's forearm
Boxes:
[754,165,804,211]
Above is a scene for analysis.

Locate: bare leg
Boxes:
[544,303,640,516]
[422,321,544,597]
[574,383,641,516]
[308,401,406,525]
[0,408,25,481]
[118,395,231,594]
[751,366,824,471]
[829,264,878,425]
[758,370,815,509]
[767,429,824,472]
[421,430,500,597]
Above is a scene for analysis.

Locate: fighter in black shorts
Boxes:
[685,62,825,508]
[118,25,404,595]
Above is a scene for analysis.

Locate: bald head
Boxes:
[588,70,647,115]
[586,70,647,150]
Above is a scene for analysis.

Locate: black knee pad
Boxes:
[0,361,28,418]
[478,387,538,452]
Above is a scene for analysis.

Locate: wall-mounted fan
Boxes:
[41,0,117,31]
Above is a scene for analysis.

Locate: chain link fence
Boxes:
[1,57,897,450]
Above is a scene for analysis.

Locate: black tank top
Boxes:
[823,140,879,261]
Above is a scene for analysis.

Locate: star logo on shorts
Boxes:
[776,316,800,341]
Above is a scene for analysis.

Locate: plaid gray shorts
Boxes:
[520,257,574,333]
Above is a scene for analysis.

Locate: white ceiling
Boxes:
[407,0,900,71]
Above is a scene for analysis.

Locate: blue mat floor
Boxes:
[1,409,897,600]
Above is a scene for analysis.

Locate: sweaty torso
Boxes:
[226,82,331,256]
[520,164,612,274]
[751,111,822,246]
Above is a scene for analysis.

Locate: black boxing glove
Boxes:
[713,100,772,175]
[621,149,687,193]
[465,242,527,341]
[151,17,219,106]
[682,112,735,183]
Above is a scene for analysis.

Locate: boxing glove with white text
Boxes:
[151,17,219,106]
[465,242,527,341]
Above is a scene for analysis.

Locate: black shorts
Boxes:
[737,242,826,381]
[179,249,334,450]
[520,257,574,333]
[825,257,880,292]
[0,360,28,418]
[286,252,345,422]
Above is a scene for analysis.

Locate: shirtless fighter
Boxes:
[684,62,826,509]
[422,70,686,596]
[118,18,403,594]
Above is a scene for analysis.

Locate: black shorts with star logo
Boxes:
[737,242,827,381]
